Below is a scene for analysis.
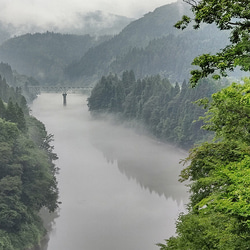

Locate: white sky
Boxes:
[0,0,177,28]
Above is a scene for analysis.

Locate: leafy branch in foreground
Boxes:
[175,0,250,86]
[158,78,250,249]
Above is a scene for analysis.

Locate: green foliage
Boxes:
[4,99,27,132]
[0,215,45,250]
[158,211,250,250]
[160,78,250,249]
[88,71,223,149]
[0,73,30,112]
[0,79,59,249]
[176,0,250,86]
[200,78,250,143]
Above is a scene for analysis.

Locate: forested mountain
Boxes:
[88,71,227,149]
[0,62,40,102]
[157,0,250,248]
[0,32,111,84]
[0,1,230,86]
[110,26,228,82]
[0,77,59,249]
[65,1,229,83]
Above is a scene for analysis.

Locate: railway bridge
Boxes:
[25,85,93,105]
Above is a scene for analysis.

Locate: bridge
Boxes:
[26,85,93,94]
[25,85,93,105]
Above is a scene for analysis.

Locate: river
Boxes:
[30,93,189,250]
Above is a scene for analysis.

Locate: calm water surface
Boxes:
[30,93,189,250]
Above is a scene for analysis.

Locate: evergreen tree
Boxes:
[0,98,5,118]
[5,99,16,122]
[88,72,221,149]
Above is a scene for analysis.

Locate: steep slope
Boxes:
[110,25,229,82]
[0,32,111,84]
[64,1,192,80]
[0,1,231,86]
[65,1,229,83]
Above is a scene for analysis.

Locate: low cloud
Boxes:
[0,0,176,35]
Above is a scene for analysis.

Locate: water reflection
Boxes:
[31,94,189,250]
[89,117,188,203]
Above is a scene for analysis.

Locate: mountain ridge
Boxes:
[0,2,231,85]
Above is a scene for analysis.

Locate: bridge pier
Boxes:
[62,93,67,105]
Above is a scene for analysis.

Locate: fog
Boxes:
[30,93,188,250]
[0,0,177,36]
[89,117,188,201]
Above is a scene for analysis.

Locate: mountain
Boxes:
[0,23,12,45]
[0,62,40,102]
[110,25,229,82]
[0,2,193,85]
[0,11,133,45]
[64,1,229,83]
[0,1,231,86]
[61,11,134,36]
[0,32,111,84]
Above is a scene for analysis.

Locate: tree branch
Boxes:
[183,0,198,7]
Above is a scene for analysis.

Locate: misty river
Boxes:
[30,93,189,250]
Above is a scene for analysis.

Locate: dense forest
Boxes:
[64,2,230,83]
[0,2,232,86]
[0,0,249,249]
[0,32,111,84]
[158,79,250,249]
[87,70,226,149]
[157,0,250,249]
[0,62,40,102]
[0,76,59,249]
[110,26,228,82]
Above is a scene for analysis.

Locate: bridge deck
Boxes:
[26,85,93,94]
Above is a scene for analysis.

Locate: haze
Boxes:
[31,93,188,250]
[1,0,176,35]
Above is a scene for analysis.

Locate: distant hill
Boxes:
[0,62,40,102]
[0,1,231,86]
[0,11,133,44]
[0,32,111,84]
[110,25,229,82]
[61,11,134,36]
[0,23,11,45]
[65,1,229,83]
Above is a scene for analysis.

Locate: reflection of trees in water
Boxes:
[92,133,188,204]
[117,160,187,204]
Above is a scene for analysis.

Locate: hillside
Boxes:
[87,71,227,149]
[0,1,231,86]
[0,32,111,84]
[0,75,59,250]
[110,25,229,82]
[65,1,229,83]
[0,62,40,102]
[64,2,192,80]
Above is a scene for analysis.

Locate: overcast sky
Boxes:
[0,0,177,29]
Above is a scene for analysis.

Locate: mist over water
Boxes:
[30,93,188,250]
